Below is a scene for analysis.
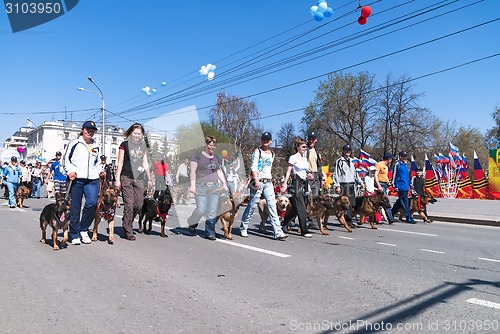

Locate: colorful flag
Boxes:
[472,151,489,199]
[456,166,472,198]
[449,142,459,156]
[425,154,441,198]
[410,155,417,178]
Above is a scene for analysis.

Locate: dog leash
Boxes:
[65,179,73,199]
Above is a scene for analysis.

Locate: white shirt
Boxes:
[288,153,309,180]
[364,174,375,193]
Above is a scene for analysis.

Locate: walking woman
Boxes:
[114,123,153,241]
[63,121,101,245]
[31,161,43,199]
[281,138,315,238]
[187,136,228,240]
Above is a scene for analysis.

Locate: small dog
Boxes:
[92,186,119,244]
[16,185,30,208]
[258,195,291,234]
[353,192,392,230]
[138,189,173,237]
[39,193,71,250]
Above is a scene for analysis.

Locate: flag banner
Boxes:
[487,128,500,199]
[449,142,459,156]
[456,167,472,199]
[425,155,441,198]
[472,151,488,199]
[410,155,417,178]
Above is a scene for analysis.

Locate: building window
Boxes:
[111,148,117,155]
[112,136,117,144]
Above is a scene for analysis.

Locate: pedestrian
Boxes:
[186,136,228,240]
[306,131,323,198]
[391,151,416,224]
[31,161,43,199]
[239,132,288,240]
[19,160,29,188]
[50,151,67,196]
[374,153,396,224]
[62,120,102,245]
[411,167,429,219]
[153,157,168,198]
[99,155,115,187]
[114,123,153,241]
[3,157,22,208]
[333,144,363,228]
[175,157,190,204]
[281,138,315,238]
[45,162,55,198]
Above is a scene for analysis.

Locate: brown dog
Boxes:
[92,186,119,244]
[216,192,248,240]
[398,193,437,223]
[258,195,291,234]
[40,193,71,250]
[353,192,392,230]
[307,194,352,234]
[16,185,30,208]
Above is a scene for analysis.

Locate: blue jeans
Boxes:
[391,189,414,222]
[240,181,284,239]
[6,181,18,206]
[32,178,41,198]
[380,182,395,222]
[69,179,99,240]
[187,183,220,237]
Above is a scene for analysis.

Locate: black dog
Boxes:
[40,193,71,250]
[138,189,173,238]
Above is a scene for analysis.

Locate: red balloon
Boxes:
[361,6,372,18]
[358,16,367,25]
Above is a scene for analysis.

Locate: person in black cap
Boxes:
[391,151,415,223]
[306,131,323,198]
[62,120,102,245]
[375,152,396,224]
[50,151,67,195]
[99,155,115,186]
[333,143,363,227]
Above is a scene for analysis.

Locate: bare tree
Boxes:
[277,122,296,157]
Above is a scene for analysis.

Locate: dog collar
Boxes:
[156,205,168,221]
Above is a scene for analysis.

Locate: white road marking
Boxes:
[216,239,291,258]
[478,257,500,263]
[338,236,354,240]
[466,298,500,310]
[377,242,397,247]
[377,227,438,237]
[421,249,445,254]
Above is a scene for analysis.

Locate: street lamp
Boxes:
[77,76,106,156]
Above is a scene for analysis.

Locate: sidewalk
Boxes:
[424,198,500,227]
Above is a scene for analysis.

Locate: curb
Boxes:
[429,216,500,227]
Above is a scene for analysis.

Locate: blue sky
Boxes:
[1,0,499,143]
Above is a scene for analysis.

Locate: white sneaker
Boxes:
[240,230,248,237]
[80,231,91,244]
[303,233,313,238]
[71,238,81,245]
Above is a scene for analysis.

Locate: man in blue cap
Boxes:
[306,131,323,198]
[391,151,415,224]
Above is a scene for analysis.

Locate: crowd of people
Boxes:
[2,120,429,245]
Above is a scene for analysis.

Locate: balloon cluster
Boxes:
[310,0,333,22]
[199,63,216,81]
[141,82,167,96]
[357,5,372,25]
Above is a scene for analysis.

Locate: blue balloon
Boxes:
[324,7,333,18]
[161,81,167,86]
[314,11,324,21]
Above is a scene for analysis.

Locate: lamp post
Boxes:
[77,76,105,156]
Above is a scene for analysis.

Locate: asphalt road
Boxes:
[1,196,499,334]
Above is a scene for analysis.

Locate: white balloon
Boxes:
[145,86,150,92]
[152,88,157,93]
[207,71,215,81]
[209,64,216,71]
[146,91,151,96]
[310,5,318,16]
[141,88,146,92]
[318,2,328,12]
[199,66,208,75]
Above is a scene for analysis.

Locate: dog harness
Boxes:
[155,205,169,221]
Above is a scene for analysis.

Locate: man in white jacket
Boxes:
[62,121,102,245]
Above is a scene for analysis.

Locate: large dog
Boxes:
[397,193,437,223]
[138,189,173,238]
[92,186,120,244]
[257,195,291,234]
[16,185,30,208]
[39,193,72,250]
[216,192,248,240]
[353,192,392,230]
[307,194,351,234]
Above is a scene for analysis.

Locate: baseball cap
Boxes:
[261,132,272,140]
[100,155,106,160]
[20,160,25,164]
[82,121,98,130]
[383,152,393,160]
[369,165,377,171]
[11,156,17,162]
[55,151,62,156]
[398,151,408,157]
[307,131,318,138]
[342,144,352,151]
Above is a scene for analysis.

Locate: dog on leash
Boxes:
[398,192,437,223]
[353,192,392,230]
[16,185,30,208]
[258,195,291,234]
[138,189,173,237]
[39,193,71,250]
[92,186,119,244]
[312,195,351,234]
[216,192,249,240]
